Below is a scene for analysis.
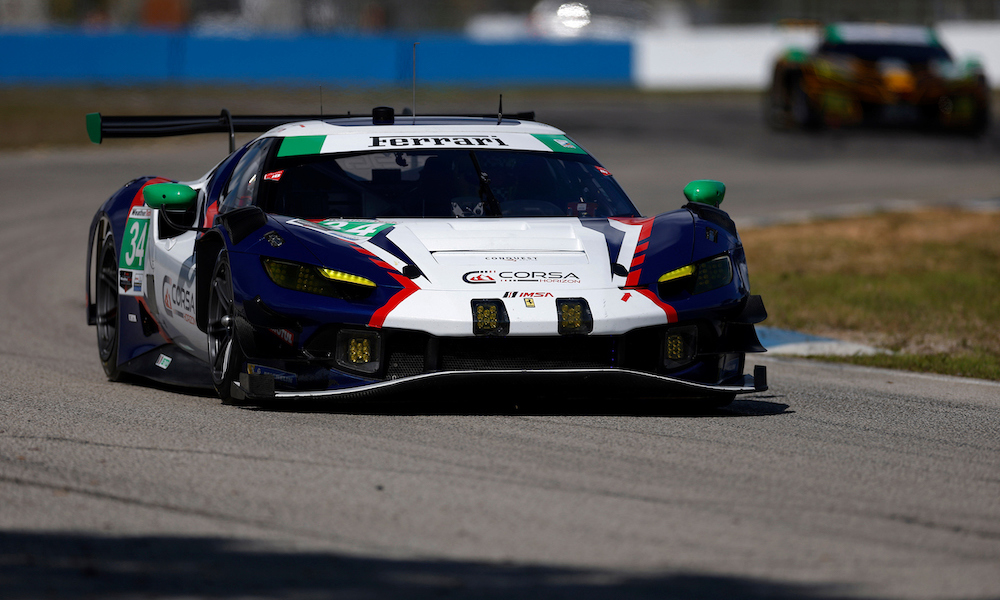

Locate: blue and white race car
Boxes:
[86,107,767,406]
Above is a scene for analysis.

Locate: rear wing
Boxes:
[86,110,346,153]
[86,108,537,152]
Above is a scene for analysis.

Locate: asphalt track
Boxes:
[2,94,999,599]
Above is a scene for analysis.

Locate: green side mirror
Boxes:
[143,183,198,210]
[683,180,726,208]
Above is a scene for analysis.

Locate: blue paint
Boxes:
[0,30,631,86]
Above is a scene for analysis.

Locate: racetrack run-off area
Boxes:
[1,93,999,599]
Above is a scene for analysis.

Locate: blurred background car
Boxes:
[767,22,990,132]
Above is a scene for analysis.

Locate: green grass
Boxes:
[742,210,1000,380]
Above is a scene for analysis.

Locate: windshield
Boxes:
[820,42,951,64]
[260,149,640,219]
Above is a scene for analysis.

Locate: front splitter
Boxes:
[232,367,767,402]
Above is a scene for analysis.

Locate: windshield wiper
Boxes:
[468,151,503,217]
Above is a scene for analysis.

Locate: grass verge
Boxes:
[741,209,1000,380]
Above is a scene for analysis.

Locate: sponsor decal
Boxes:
[128,314,138,323]
[369,136,509,149]
[485,255,538,262]
[524,298,535,308]
[463,271,496,284]
[596,166,612,176]
[269,328,295,346]
[248,364,298,386]
[155,354,172,369]
[706,227,718,243]
[119,270,133,293]
[264,231,284,247]
[280,133,570,157]
[161,275,196,324]
[264,170,284,182]
[503,291,555,298]
[621,292,632,302]
[464,271,581,284]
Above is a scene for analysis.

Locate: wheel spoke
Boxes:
[212,277,233,307]
[99,269,118,289]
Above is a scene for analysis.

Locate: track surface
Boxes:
[2,95,999,599]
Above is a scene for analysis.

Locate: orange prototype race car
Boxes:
[767,22,990,133]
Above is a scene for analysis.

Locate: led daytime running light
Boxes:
[658,264,696,283]
[319,268,375,288]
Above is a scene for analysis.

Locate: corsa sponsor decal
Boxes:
[161,275,197,325]
[463,271,581,284]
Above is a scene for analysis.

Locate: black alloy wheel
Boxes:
[207,250,243,402]
[96,233,122,380]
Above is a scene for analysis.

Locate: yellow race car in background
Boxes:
[767,22,990,133]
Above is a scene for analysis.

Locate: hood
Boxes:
[277,215,695,292]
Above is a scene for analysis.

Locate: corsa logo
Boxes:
[463,271,581,284]
[161,275,195,318]
[463,271,497,284]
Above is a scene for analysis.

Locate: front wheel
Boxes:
[206,250,245,402]
[95,232,122,380]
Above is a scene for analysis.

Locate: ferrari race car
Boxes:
[767,22,990,132]
[85,107,767,406]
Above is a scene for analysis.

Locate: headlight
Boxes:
[657,255,733,298]
[262,258,375,301]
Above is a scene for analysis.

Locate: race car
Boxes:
[767,22,990,133]
[85,106,767,406]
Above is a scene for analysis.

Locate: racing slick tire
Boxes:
[206,250,246,404]
[96,231,122,380]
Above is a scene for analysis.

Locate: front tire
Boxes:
[96,232,122,380]
[207,250,244,402]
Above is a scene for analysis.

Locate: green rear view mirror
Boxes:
[683,180,726,208]
[143,183,198,210]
